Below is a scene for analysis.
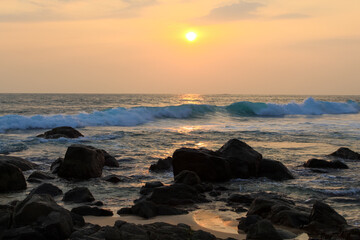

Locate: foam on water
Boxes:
[0,97,358,132]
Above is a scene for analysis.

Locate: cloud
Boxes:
[272,13,310,20]
[0,0,157,22]
[202,1,265,21]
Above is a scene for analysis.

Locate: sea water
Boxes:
[0,94,359,225]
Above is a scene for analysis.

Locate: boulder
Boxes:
[103,174,128,183]
[172,148,231,182]
[71,206,113,216]
[100,149,119,168]
[50,157,63,174]
[341,226,360,240]
[29,183,63,197]
[1,226,46,240]
[139,181,164,195]
[57,144,105,179]
[257,159,294,181]
[217,139,262,179]
[238,215,262,233]
[304,158,348,169]
[147,183,207,205]
[246,219,283,240]
[329,147,360,160]
[27,170,55,182]
[0,155,37,171]
[0,204,13,231]
[174,170,201,185]
[12,194,73,240]
[63,187,95,203]
[149,157,173,172]
[0,162,27,192]
[37,126,84,139]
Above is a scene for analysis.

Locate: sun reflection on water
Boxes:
[179,94,203,104]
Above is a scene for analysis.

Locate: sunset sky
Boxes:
[0,0,359,94]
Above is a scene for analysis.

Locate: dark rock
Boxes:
[50,157,63,174]
[117,207,132,215]
[228,194,254,205]
[238,215,262,233]
[257,159,294,181]
[0,162,27,193]
[149,157,173,172]
[217,139,262,179]
[1,226,46,240]
[195,183,213,193]
[147,183,207,205]
[70,224,102,239]
[100,149,119,168]
[329,147,360,160]
[28,170,55,182]
[92,201,104,206]
[246,219,283,240]
[70,212,86,228]
[29,183,63,197]
[139,181,164,195]
[57,144,105,179]
[63,187,95,203]
[209,191,221,197]
[172,148,231,182]
[12,194,73,240]
[71,206,113,216]
[341,226,360,240]
[175,170,201,185]
[117,222,148,240]
[37,126,84,139]
[130,200,158,219]
[270,209,310,229]
[0,155,37,171]
[304,158,349,169]
[0,204,13,231]
[103,174,128,183]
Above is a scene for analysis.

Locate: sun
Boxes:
[186,32,197,41]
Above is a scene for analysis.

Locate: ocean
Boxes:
[0,94,359,226]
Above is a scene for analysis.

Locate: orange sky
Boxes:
[0,0,359,94]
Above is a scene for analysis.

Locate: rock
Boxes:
[70,212,85,228]
[63,187,95,203]
[341,226,360,240]
[100,149,119,168]
[71,206,113,216]
[209,191,221,197]
[147,183,207,205]
[50,157,63,174]
[303,201,347,235]
[149,157,173,172]
[0,162,27,193]
[246,219,283,240]
[257,159,294,181]
[304,158,349,169]
[139,181,164,195]
[276,229,297,239]
[103,174,128,183]
[37,126,84,139]
[12,194,73,239]
[175,170,201,185]
[0,155,37,171]
[126,200,188,219]
[29,183,63,197]
[238,215,262,233]
[0,204,13,231]
[329,147,360,160]
[27,171,55,182]
[217,139,262,179]
[172,148,231,182]
[57,144,105,179]
[228,194,254,205]
[195,183,213,193]
[1,226,46,240]
[70,223,102,239]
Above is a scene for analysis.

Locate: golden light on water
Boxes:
[179,94,203,104]
[186,32,197,41]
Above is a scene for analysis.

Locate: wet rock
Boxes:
[149,157,173,172]
[0,204,13,231]
[238,215,262,233]
[50,157,63,174]
[175,170,201,185]
[57,144,105,179]
[1,226,46,240]
[12,194,73,240]
[100,149,119,168]
[63,187,95,203]
[147,183,208,205]
[0,155,37,171]
[194,182,213,193]
[70,212,85,228]
[71,206,113,216]
[329,147,360,160]
[27,170,55,182]
[341,226,360,240]
[246,219,283,240]
[103,174,128,183]
[70,223,102,239]
[209,191,221,197]
[217,139,262,179]
[0,162,27,193]
[304,158,349,169]
[172,148,231,182]
[139,181,164,195]
[257,159,294,181]
[228,194,254,205]
[37,126,84,139]
[29,183,63,197]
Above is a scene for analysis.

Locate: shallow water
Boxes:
[0,94,359,226]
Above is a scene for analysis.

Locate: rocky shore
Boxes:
[1,126,360,240]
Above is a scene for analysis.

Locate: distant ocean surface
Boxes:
[1,94,360,225]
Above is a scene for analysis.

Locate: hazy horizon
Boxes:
[1,0,359,95]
